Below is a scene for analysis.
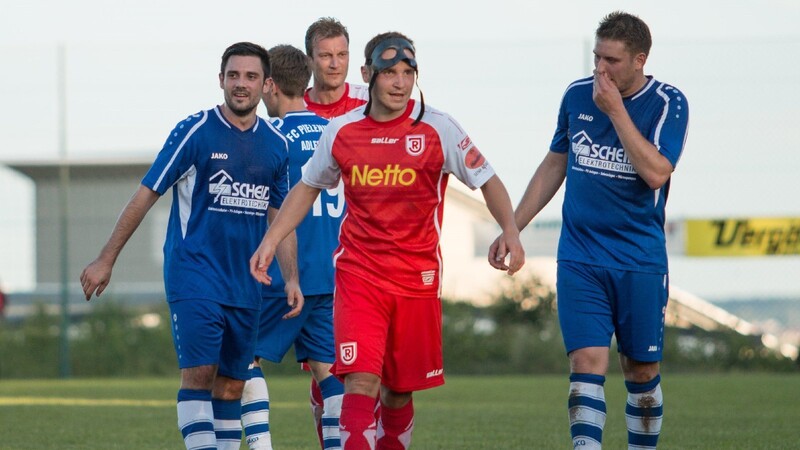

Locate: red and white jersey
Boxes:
[302,100,495,298]
[304,83,369,119]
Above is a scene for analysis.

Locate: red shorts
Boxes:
[332,270,444,392]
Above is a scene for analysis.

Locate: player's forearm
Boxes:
[515,152,566,230]
[274,230,299,284]
[480,175,518,235]
[607,110,673,189]
[97,185,160,263]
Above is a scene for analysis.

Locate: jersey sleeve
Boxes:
[142,111,207,194]
[269,141,290,210]
[549,87,571,154]
[652,84,689,168]
[438,111,496,190]
[301,123,341,189]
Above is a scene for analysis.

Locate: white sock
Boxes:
[177,389,216,450]
[242,366,272,449]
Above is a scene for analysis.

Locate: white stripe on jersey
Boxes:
[153,111,208,191]
[178,165,197,238]
[653,83,671,153]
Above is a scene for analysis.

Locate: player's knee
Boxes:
[180,365,217,390]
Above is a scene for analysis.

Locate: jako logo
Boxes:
[578,113,593,122]
[211,152,228,160]
[351,164,417,186]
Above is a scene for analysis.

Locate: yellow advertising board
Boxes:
[686,218,800,256]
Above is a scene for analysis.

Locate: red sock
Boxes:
[340,393,378,450]
[310,377,324,449]
[376,399,414,450]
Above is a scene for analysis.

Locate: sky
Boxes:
[1,0,799,299]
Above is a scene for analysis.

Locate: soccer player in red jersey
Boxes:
[250,31,524,450]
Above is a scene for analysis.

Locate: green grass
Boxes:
[0,373,798,449]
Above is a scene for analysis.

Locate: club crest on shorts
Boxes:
[340,342,357,365]
[405,134,425,156]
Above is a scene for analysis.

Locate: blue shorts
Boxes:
[168,298,258,380]
[255,294,335,364]
[556,260,668,362]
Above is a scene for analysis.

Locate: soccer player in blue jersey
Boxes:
[239,44,344,450]
[79,42,302,450]
[491,11,689,450]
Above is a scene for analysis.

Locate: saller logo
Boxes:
[371,137,399,144]
[351,164,417,186]
[340,342,357,365]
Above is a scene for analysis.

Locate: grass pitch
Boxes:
[0,373,797,449]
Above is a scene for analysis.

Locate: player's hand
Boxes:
[282,280,304,319]
[592,70,624,116]
[249,240,276,285]
[488,230,525,276]
[79,259,113,301]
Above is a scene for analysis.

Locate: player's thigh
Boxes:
[556,261,615,354]
[254,296,311,363]
[218,304,260,381]
[168,298,226,369]
[382,295,444,393]
[295,294,335,364]
[333,271,391,378]
[611,270,669,362]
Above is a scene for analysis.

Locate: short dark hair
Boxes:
[220,42,271,78]
[596,11,652,57]
[305,17,349,57]
[268,45,312,97]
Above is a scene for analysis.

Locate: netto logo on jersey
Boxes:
[211,152,228,160]
[351,164,417,187]
[208,169,270,210]
[571,130,635,174]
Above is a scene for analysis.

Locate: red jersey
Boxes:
[302,100,495,298]
[304,83,369,120]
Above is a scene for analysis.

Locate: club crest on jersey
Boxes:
[406,134,425,156]
[340,342,357,365]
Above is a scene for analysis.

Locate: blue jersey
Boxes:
[262,110,343,298]
[142,106,289,309]
[550,76,689,273]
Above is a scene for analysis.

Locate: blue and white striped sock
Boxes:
[568,373,606,450]
[242,366,272,449]
[177,389,216,450]
[213,398,243,450]
[625,375,663,450]
[319,375,344,450]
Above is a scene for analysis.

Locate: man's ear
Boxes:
[219,72,224,89]
[634,52,647,71]
[361,65,371,83]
